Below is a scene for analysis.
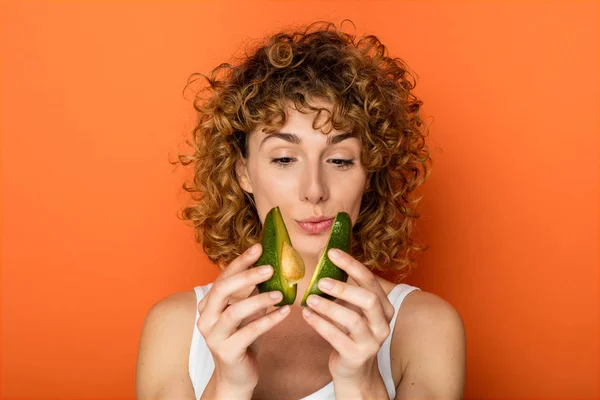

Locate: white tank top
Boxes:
[189,282,420,399]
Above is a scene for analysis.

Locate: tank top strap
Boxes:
[190,282,215,399]
[376,283,421,398]
[192,283,213,324]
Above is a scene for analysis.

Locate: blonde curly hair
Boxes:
[172,20,432,281]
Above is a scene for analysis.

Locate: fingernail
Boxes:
[249,243,260,255]
[303,307,312,317]
[319,278,334,290]
[328,248,340,260]
[307,295,320,306]
[279,305,290,314]
[258,265,272,275]
[269,291,282,300]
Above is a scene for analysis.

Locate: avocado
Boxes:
[255,206,351,306]
[255,206,305,306]
[300,212,351,306]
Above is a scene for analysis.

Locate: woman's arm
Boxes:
[200,372,254,400]
[395,292,466,399]
[135,291,198,400]
[135,290,259,400]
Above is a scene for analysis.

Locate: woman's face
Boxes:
[236,102,368,260]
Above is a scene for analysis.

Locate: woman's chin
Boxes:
[293,242,327,262]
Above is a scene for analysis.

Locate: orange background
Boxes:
[1,1,598,399]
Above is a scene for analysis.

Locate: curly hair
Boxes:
[171,20,432,281]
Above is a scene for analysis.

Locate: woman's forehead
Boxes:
[252,102,354,135]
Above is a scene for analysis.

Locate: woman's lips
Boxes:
[296,218,334,235]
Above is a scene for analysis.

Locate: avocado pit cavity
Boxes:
[281,241,305,286]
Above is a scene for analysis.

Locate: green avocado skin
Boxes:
[255,207,352,307]
[255,207,297,306]
[300,212,351,306]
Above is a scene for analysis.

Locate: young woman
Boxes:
[136,21,466,400]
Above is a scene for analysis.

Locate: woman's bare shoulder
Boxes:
[138,289,199,364]
[139,289,199,356]
[144,289,198,326]
[392,289,466,394]
[155,289,198,311]
[394,288,464,348]
[398,289,462,321]
[136,289,198,399]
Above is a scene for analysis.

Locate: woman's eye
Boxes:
[329,159,355,169]
[271,157,296,167]
[270,158,355,169]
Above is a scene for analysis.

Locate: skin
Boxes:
[235,100,368,303]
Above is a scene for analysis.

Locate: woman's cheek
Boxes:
[254,173,297,208]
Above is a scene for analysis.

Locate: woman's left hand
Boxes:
[302,248,396,383]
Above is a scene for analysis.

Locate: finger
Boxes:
[327,248,394,320]
[305,294,373,342]
[227,304,291,350]
[198,244,262,313]
[317,278,391,340]
[199,285,261,317]
[301,306,354,355]
[211,291,284,341]
[239,288,267,328]
[201,265,274,329]
[219,243,263,281]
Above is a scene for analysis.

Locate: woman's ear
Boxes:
[235,157,253,194]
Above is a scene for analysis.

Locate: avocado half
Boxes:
[255,207,304,306]
[254,206,351,306]
[300,211,351,306]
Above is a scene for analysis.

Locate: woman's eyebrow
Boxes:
[259,131,356,150]
[327,132,357,145]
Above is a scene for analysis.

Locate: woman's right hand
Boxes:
[196,243,291,392]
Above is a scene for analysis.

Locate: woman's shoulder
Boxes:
[142,289,199,340]
[398,287,461,319]
[375,276,459,319]
[140,286,213,351]
[391,283,464,343]
[136,289,200,399]
[141,288,201,346]
[148,289,198,313]
[391,287,466,392]
[375,276,464,342]
[151,283,214,311]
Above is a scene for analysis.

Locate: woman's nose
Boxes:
[300,165,329,204]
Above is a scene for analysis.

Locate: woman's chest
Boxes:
[249,310,404,400]
[251,318,334,400]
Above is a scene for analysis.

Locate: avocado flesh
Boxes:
[281,241,305,285]
[255,206,304,306]
[301,212,351,306]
